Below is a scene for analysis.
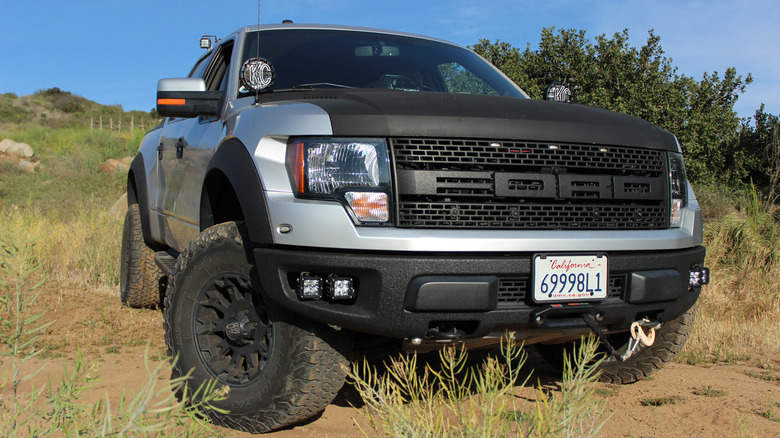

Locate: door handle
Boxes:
[157,142,163,160]
[175,138,185,159]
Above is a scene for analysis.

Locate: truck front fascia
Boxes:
[253,246,705,340]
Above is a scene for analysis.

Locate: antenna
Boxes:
[256,0,261,101]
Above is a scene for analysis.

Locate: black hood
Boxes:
[258,90,678,151]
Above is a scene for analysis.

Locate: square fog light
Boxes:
[297,274,323,300]
[326,275,355,300]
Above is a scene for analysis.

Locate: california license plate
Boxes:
[533,254,608,302]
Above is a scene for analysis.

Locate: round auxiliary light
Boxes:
[544,83,572,103]
[240,57,275,93]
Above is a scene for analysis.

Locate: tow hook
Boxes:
[582,314,661,362]
[425,325,467,340]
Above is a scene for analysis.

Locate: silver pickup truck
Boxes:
[120,22,709,433]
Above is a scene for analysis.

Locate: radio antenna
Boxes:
[256,0,261,101]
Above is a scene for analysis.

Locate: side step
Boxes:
[154,251,178,277]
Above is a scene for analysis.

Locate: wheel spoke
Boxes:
[194,272,272,386]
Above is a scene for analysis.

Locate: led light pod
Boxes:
[326,275,355,300]
[296,274,323,300]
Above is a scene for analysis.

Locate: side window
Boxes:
[204,41,234,92]
[188,52,215,79]
[438,62,498,96]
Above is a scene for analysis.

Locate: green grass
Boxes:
[640,395,681,407]
[692,386,727,397]
[758,403,780,423]
[744,371,780,383]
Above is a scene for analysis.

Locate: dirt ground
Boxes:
[3,281,778,437]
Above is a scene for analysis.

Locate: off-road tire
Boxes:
[536,305,696,384]
[163,221,351,433]
[120,204,162,308]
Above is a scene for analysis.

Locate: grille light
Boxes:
[668,152,688,228]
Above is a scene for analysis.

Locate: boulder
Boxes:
[0,138,15,153]
[7,142,34,159]
[18,160,35,173]
[97,162,113,173]
[120,156,134,167]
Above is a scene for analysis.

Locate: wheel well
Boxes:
[200,169,244,231]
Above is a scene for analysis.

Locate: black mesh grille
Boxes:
[393,138,665,173]
[398,202,666,229]
[391,138,669,230]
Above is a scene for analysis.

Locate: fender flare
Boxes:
[201,137,274,245]
[128,154,159,248]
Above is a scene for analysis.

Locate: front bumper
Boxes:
[254,246,705,340]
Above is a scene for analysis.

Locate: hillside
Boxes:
[0,88,158,130]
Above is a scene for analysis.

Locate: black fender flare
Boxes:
[128,154,159,249]
[200,137,274,245]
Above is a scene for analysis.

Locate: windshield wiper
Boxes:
[291,83,356,89]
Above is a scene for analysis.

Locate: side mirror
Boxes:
[156,78,223,118]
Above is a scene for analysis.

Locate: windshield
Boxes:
[240,29,526,98]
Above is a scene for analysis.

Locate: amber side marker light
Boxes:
[287,140,306,194]
[157,98,186,106]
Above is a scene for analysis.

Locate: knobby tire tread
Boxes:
[120,204,162,308]
[162,222,351,433]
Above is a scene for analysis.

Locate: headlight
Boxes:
[668,151,688,228]
[287,138,392,224]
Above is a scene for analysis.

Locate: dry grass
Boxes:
[680,185,780,364]
[2,207,121,288]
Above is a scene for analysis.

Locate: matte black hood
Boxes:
[259,90,678,151]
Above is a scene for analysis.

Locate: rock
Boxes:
[18,160,35,173]
[115,162,130,172]
[120,156,134,167]
[7,142,34,159]
[97,162,114,173]
[0,138,15,153]
[109,193,128,220]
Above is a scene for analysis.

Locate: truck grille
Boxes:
[391,138,669,230]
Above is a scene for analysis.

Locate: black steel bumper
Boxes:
[253,246,706,340]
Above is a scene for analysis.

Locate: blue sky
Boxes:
[1,0,777,122]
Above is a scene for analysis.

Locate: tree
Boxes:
[471,28,754,185]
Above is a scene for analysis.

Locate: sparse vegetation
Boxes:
[348,335,609,437]
[0,222,227,436]
[679,184,780,365]
[758,402,780,423]
[640,395,681,407]
[693,386,727,397]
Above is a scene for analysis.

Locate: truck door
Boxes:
[156,40,234,251]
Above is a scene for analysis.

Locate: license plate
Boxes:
[533,254,608,302]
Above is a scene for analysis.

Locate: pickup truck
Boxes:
[120,22,709,433]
